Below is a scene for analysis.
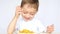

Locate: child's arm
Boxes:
[46,24,54,34]
[7,6,22,34]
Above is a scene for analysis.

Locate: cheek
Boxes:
[29,15,34,19]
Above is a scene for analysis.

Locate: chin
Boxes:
[24,20,30,22]
[23,18,33,21]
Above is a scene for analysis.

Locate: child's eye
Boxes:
[23,12,27,14]
[31,13,34,15]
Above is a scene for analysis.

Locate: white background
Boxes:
[0,0,60,34]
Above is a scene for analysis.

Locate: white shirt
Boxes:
[14,16,46,34]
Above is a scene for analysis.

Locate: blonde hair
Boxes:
[21,0,39,11]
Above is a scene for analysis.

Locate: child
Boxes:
[7,0,54,34]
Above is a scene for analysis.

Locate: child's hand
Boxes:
[15,6,22,17]
[47,24,54,34]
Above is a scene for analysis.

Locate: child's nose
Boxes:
[26,14,31,17]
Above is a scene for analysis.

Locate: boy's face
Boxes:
[21,4,37,21]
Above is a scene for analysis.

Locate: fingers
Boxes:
[15,6,22,16]
[16,6,22,12]
[47,24,54,33]
[50,24,54,27]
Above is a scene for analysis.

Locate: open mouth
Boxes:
[25,18,30,20]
